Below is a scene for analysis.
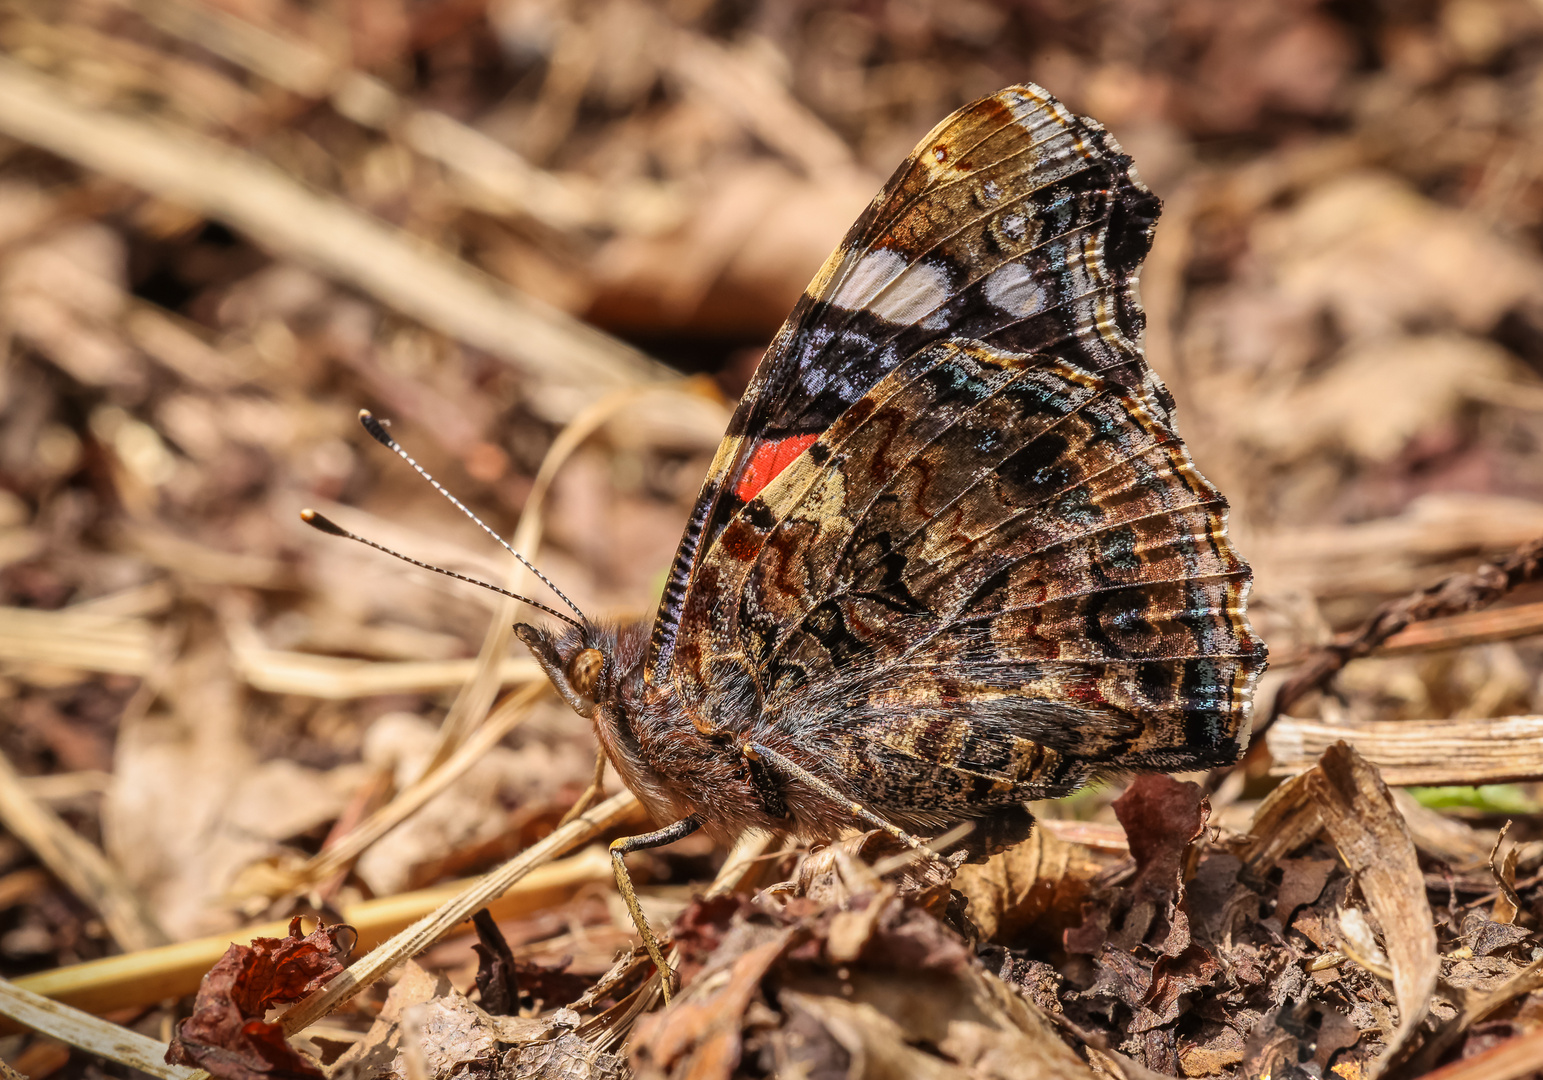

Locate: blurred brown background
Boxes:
[2,0,1543,1055]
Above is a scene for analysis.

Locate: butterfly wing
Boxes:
[649,83,1265,818]
[647,84,1164,683]
[747,339,1261,817]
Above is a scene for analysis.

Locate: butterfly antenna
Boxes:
[300,509,585,631]
[356,410,587,622]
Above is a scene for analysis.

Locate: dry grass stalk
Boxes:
[400,110,683,235]
[278,382,704,914]
[19,771,113,803]
[0,57,670,409]
[8,846,612,1019]
[0,749,169,952]
[419,591,519,774]
[279,789,645,1037]
[1375,598,1543,654]
[413,382,690,778]
[119,523,296,589]
[287,682,547,891]
[0,977,195,1080]
[0,604,544,695]
[0,605,153,676]
[421,378,709,766]
[665,28,857,180]
[125,0,338,98]
[1269,714,1543,784]
[234,650,542,699]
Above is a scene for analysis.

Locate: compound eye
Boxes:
[566,648,604,699]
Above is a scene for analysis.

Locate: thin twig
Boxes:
[418,385,657,772]
[1376,597,1543,654]
[0,978,195,1080]
[1265,533,1543,732]
[287,682,547,890]
[0,603,545,696]
[556,750,608,829]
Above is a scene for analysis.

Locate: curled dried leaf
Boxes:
[166,917,356,1080]
[1305,742,1438,1075]
[952,825,1105,945]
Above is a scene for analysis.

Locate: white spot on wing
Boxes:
[872,260,950,323]
[828,248,905,311]
[983,262,1046,317]
[828,249,951,326]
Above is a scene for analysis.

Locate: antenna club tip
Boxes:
[300,509,348,537]
[358,410,394,447]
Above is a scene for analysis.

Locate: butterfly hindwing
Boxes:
[684,339,1259,814]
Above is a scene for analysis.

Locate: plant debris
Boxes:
[166,917,356,1080]
[2,1,1543,1078]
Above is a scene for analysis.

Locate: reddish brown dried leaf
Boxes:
[1111,774,1210,957]
[1114,775,1209,907]
[1274,857,1336,925]
[668,892,755,987]
[470,908,519,1016]
[166,917,355,1080]
[632,932,794,1080]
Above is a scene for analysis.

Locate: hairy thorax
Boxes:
[587,621,857,845]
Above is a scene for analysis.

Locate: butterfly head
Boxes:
[516,618,683,824]
[514,621,617,718]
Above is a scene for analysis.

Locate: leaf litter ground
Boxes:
[3,1,1543,1079]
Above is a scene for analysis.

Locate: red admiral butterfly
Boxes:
[315,83,1267,1002]
[516,82,1266,997]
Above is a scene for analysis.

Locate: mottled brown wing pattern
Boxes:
[648,84,1162,682]
[682,339,1262,820]
[643,81,1266,829]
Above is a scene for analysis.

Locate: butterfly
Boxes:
[482,83,1262,999]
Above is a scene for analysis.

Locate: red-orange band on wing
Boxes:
[733,434,819,502]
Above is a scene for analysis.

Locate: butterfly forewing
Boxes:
[648,84,1165,682]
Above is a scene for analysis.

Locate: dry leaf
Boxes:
[953,822,1104,945]
[166,917,355,1080]
[1305,742,1438,1074]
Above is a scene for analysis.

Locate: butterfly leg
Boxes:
[611,814,702,1005]
[742,742,935,855]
